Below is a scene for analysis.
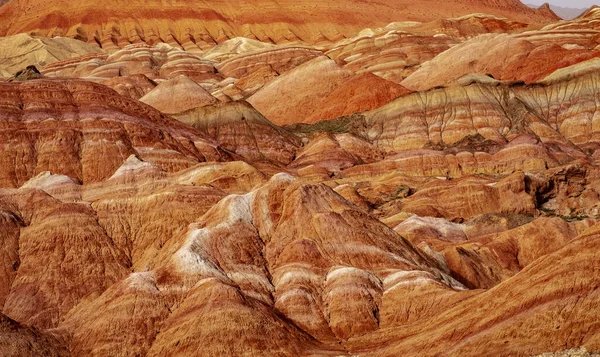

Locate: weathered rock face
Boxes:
[245,57,409,125]
[0,78,226,187]
[304,73,410,123]
[290,132,384,174]
[0,188,131,329]
[2,154,599,357]
[35,41,328,113]
[173,101,300,165]
[443,217,595,288]
[102,74,157,100]
[139,75,218,114]
[323,13,537,84]
[0,159,254,333]
[345,223,600,356]
[0,313,68,357]
[2,3,600,357]
[0,0,557,49]
[41,43,220,82]
[357,66,600,158]
[402,9,600,91]
[325,24,457,83]
[248,56,355,125]
[0,33,102,78]
[0,166,462,356]
[215,44,323,78]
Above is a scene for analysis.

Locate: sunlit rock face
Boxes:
[41,43,221,82]
[402,8,600,91]
[172,100,301,165]
[1,160,599,356]
[0,78,227,188]
[0,0,557,50]
[101,74,157,100]
[0,33,102,78]
[359,65,600,159]
[139,75,218,114]
[324,13,531,84]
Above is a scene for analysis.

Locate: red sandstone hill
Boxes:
[0,0,558,49]
[0,45,600,356]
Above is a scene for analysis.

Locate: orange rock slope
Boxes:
[0,0,557,49]
[0,78,227,188]
[0,72,598,356]
[401,8,600,91]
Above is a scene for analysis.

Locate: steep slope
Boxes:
[248,56,355,125]
[0,0,558,49]
[139,75,218,114]
[2,2,600,356]
[347,223,600,356]
[173,101,301,164]
[247,58,412,125]
[0,313,68,357]
[0,33,102,77]
[0,79,227,187]
[402,8,600,91]
[0,169,462,356]
[0,188,131,329]
[305,73,410,123]
[0,75,599,357]
[360,63,600,156]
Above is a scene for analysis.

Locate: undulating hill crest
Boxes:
[27,8,600,126]
[0,0,557,50]
[0,33,102,76]
[0,78,228,188]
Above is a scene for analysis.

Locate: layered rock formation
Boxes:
[248,57,413,125]
[172,100,301,164]
[0,0,557,49]
[323,13,530,83]
[304,74,410,123]
[358,62,600,158]
[0,33,102,77]
[41,43,220,82]
[290,133,384,174]
[0,78,226,188]
[248,56,354,125]
[402,8,600,91]
[1,2,600,357]
[102,74,157,100]
[346,223,600,356]
[139,75,218,114]
[0,167,462,356]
